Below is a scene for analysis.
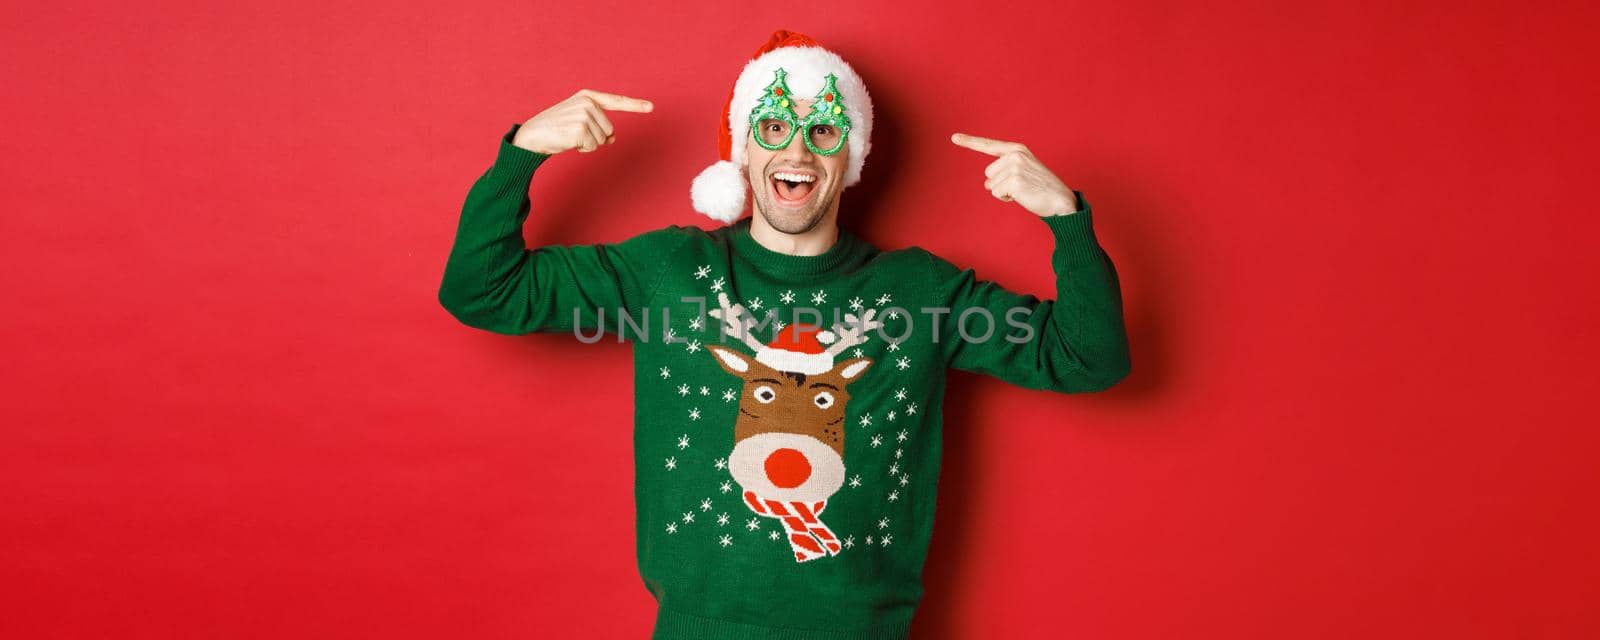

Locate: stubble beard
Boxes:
[755,191,832,235]
[750,170,835,236]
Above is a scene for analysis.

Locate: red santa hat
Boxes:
[690,30,875,223]
[754,323,839,376]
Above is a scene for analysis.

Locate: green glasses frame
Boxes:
[747,68,853,156]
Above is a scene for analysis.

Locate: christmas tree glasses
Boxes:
[748,68,853,156]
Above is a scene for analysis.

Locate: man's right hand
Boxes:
[511,89,654,155]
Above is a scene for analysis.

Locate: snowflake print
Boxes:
[773,319,787,331]
[659,367,671,379]
[888,490,900,502]
[881,533,893,547]
[870,434,883,448]
[666,522,678,534]
[699,386,709,395]
[894,448,903,459]
[748,297,764,311]
[677,384,690,396]
[887,342,900,352]
[878,517,890,529]
[700,498,713,512]
[853,348,865,358]
[682,511,695,523]
[848,296,864,311]
[887,410,897,422]
[810,290,827,305]
[906,402,918,416]
[894,387,907,401]
[899,474,910,487]
[721,389,735,402]
[677,434,690,450]
[710,277,725,293]
[664,457,677,470]
[689,316,704,332]
[686,339,701,353]
[746,517,761,531]
[689,408,701,421]
[717,513,730,526]
[844,536,855,549]
[720,480,733,493]
[780,290,796,304]
[887,310,900,320]
[859,414,872,427]
[866,535,874,545]
[769,530,780,541]
[897,429,908,442]
[714,457,727,470]
[694,265,711,279]
[664,328,677,342]
[876,293,892,305]
[719,534,733,547]
[849,474,862,488]
[889,462,900,476]
[895,357,911,370]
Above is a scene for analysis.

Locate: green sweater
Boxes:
[439,125,1132,640]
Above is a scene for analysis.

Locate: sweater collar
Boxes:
[728,217,871,279]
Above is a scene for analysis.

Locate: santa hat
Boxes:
[690,30,875,223]
[754,323,838,376]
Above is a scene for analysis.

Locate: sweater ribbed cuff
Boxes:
[1041,189,1102,267]
[653,606,911,640]
[488,124,549,184]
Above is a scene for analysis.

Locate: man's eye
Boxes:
[812,126,832,135]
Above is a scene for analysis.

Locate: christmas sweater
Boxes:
[438,125,1132,640]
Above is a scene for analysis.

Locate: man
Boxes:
[439,30,1130,640]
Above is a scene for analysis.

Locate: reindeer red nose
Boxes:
[764,448,812,488]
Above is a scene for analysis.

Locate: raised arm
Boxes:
[937,133,1131,392]
[437,90,684,337]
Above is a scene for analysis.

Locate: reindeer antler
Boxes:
[707,292,768,353]
[823,309,882,357]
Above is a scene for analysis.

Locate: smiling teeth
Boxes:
[773,172,816,183]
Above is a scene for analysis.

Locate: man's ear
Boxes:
[707,345,753,376]
[835,357,872,382]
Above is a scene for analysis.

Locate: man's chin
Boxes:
[756,199,829,235]
[759,208,825,235]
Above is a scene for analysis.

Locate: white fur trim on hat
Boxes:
[691,160,747,222]
[754,346,835,376]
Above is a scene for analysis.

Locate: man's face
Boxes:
[745,98,850,235]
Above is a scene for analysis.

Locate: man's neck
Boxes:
[748,209,841,257]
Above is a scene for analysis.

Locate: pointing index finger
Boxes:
[579,89,655,113]
[951,132,1023,157]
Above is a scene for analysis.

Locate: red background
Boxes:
[5,1,1598,638]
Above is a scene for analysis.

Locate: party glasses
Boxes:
[748,68,853,156]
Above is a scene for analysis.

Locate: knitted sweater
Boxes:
[438,125,1132,640]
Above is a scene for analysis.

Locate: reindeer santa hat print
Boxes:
[706,293,880,562]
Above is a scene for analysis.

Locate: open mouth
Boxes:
[769,171,819,207]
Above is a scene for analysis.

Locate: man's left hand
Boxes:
[951,133,1079,217]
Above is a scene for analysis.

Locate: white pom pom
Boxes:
[690,160,747,223]
[816,330,836,344]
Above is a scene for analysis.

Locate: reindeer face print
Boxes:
[707,345,871,458]
[703,293,881,562]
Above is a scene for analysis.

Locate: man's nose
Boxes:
[780,130,813,161]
